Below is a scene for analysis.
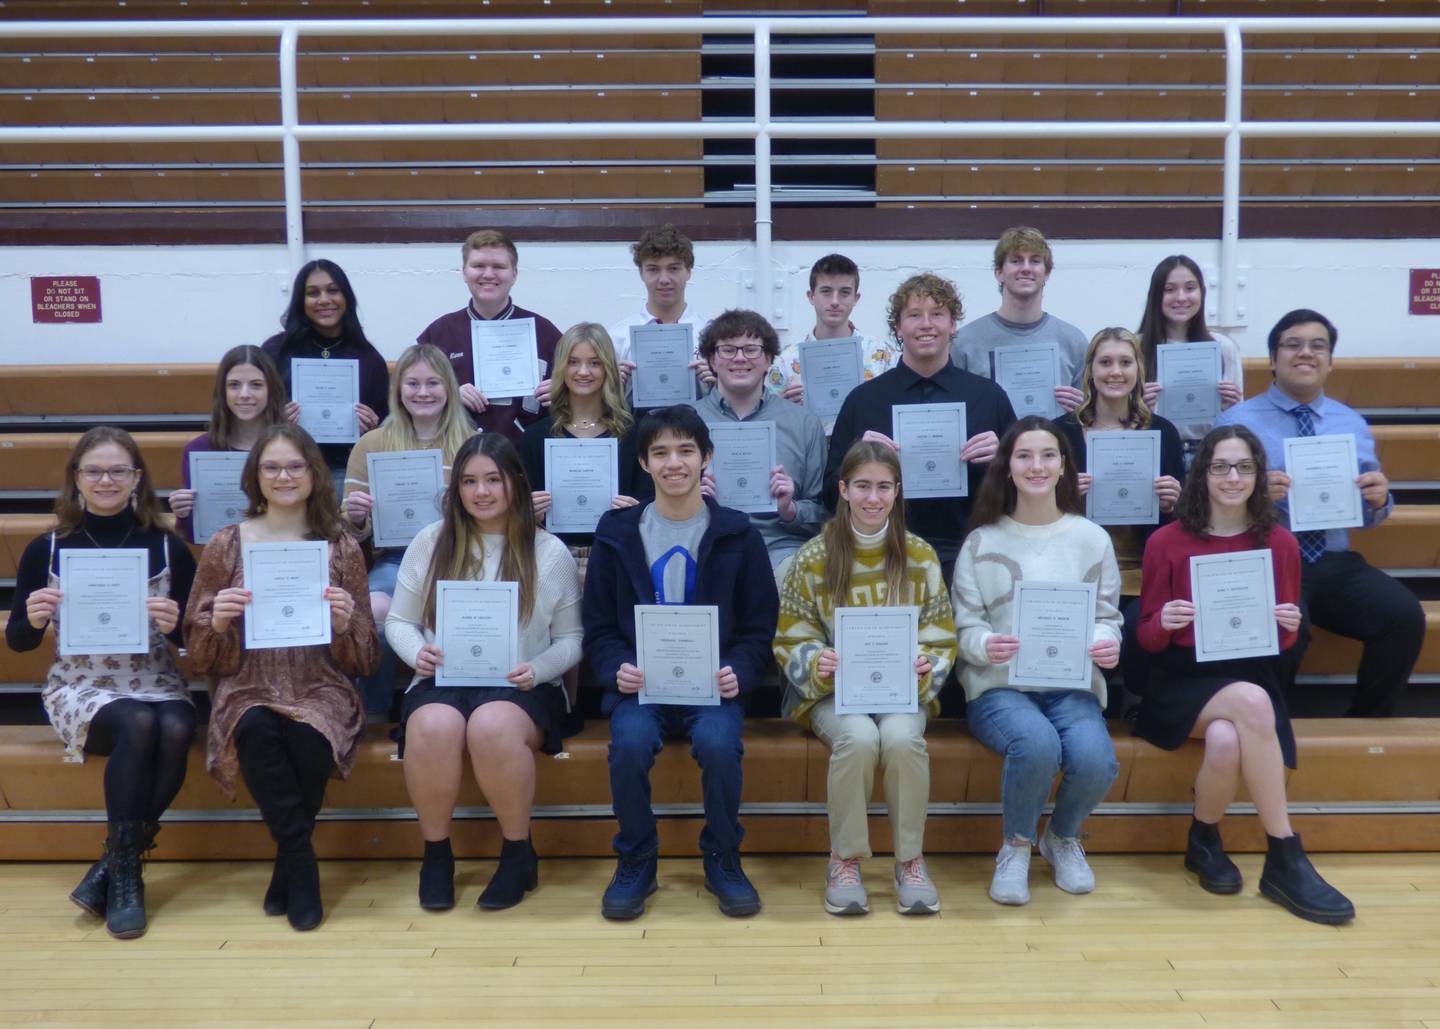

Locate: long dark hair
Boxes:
[54,426,166,535]
[279,259,375,352]
[210,345,288,450]
[240,423,347,542]
[967,416,1084,532]
[823,441,910,605]
[421,433,539,630]
[1176,424,1277,545]
[1136,254,1212,380]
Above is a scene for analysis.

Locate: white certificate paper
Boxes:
[707,421,777,514]
[471,317,539,401]
[636,604,720,706]
[435,580,519,688]
[1156,342,1222,424]
[58,549,149,656]
[1009,580,1097,689]
[1086,430,1162,526]
[834,606,919,715]
[544,436,619,534]
[992,342,1062,419]
[1190,549,1279,662]
[630,324,696,408]
[189,451,250,544]
[242,540,331,650]
[798,336,864,422]
[893,402,967,499]
[367,449,445,549]
[1284,434,1364,532]
[291,357,360,444]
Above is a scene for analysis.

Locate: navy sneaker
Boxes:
[601,852,658,921]
[703,850,761,917]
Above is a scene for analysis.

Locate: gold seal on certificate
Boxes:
[635,604,720,706]
[58,549,150,656]
[833,606,919,715]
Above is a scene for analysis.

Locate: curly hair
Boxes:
[1175,424,1277,545]
[631,223,694,270]
[885,272,964,346]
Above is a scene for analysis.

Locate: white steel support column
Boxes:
[1219,23,1244,328]
[279,25,306,276]
[753,25,774,318]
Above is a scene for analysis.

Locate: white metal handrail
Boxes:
[3,15,1439,329]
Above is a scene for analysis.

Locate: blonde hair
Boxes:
[549,323,633,440]
[379,344,474,463]
[993,226,1054,273]
[1074,327,1153,430]
[461,229,518,266]
[885,272,964,347]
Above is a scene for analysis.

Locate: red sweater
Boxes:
[1137,520,1301,654]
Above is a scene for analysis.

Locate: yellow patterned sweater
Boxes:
[774,527,958,728]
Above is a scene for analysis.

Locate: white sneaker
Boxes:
[989,842,1032,906]
[1039,826,1096,895]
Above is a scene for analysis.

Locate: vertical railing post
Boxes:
[279,24,306,276]
[753,24,774,319]
[1219,22,1243,328]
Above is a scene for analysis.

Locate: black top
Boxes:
[1054,410,1186,552]
[519,413,655,547]
[824,357,1017,564]
[261,329,392,470]
[6,507,197,652]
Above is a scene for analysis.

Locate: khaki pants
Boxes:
[807,695,930,863]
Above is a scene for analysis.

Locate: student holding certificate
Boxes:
[606,223,712,393]
[951,417,1122,907]
[184,424,378,932]
[583,407,779,921]
[7,428,196,940]
[384,433,582,912]
[1135,425,1353,924]
[168,345,289,543]
[342,344,476,714]
[774,441,957,916]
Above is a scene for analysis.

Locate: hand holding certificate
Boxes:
[189,451,250,544]
[1284,434,1364,532]
[893,403,968,498]
[434,580,519,687]
[1156,342,1222,424]
[545,437,619,534]
[367,449,445,548]
[1086,430,1162,526]
[471,317,540,401]
[242,540,332,649]
[630,324,697,408]
[707,422,778,514]
[58,549,150,656]
[1009,581,1097,689]
[833,607,919,715]
[291,357,361,444]
[1190,549,1279,662]
[635,604,721,705]
[992,343,1062,419]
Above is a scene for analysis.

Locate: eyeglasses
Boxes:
[1206,460,1259,478]
[77,466,138,483]
[1276,338,1332,355]
[259,461,311,480]
[714,343,765,360]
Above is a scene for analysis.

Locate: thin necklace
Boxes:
[568,417,598,431]
[311,334,342,359]
[82,516,135,550]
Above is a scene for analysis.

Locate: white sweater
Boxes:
[950,513,1122,705]
[385,521,583,690]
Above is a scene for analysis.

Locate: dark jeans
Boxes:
[1284,550,1425,717]
[607,695,745,858]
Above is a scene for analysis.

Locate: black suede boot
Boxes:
[1184,818,1242,895]
[1259,832,1355,925]
[69,850,109,918]
[283,843,324,931]
[262,856,288,917]
[103,821,147,940]
[477,837,538,911]
[419,838,456,911]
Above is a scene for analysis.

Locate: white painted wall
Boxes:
[2,237,1436,365]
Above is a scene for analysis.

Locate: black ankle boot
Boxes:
[1259,832,1355,925]
[103,821,147,940]
[282,843,324,931]
[1184,818,1242,895]
[70,849,109,918]
[477,837,538,911]
[419,839,456,911]
[263,856,288,916]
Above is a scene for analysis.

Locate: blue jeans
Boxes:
[607,695,745,858]
[967,688,1118,842]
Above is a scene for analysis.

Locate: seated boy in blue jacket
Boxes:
[582,405,780,920]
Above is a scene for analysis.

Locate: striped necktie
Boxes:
[1292,404,1327,563]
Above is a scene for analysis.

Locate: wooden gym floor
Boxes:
[1,853,1438,1026]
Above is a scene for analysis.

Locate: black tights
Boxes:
[234,707,334,852]
[83,699,197,823]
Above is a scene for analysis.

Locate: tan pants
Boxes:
[808,695,930,863]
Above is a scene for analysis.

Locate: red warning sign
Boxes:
[31,276,102,324]
[1411,268,1440,316]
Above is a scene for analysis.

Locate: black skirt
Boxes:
[1133,646,1297,769]
[396,677,572,758]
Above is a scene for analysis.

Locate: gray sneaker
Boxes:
[824,857,869,916]
[1039,827,1096,895]
[894,856,940,915]
[989,842,1032,906]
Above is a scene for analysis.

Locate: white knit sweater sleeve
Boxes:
[950,530,998,669]
[384,520,442,673]
[1092,534,1123,648]
[525,532,583,686]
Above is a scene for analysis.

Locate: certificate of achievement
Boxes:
[367,449,445,549]
[1190,549,1279,662]
[833,606,919,716]
[707,422,777,514]
[1284,433,1364,532]
[798,336,864,422]
[630,324,696,408]
[635,604,720,706]
[992,342,1062,419]
[58,549,149,656]
[242,540,332,650]
[1086,430,1162,526]
[471,317,539,400]
[291,357,360,444]
[434,580,519,688]
[1156,342,1222,424]
[893,402,967,499]
[188,451,250,544]
[1009,580,1097,689]
[544,436,619,534]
